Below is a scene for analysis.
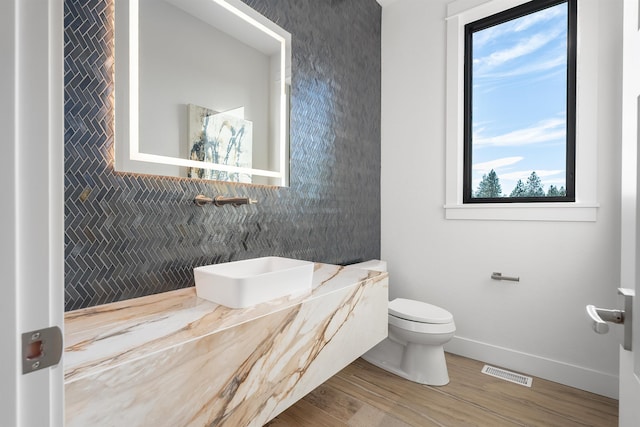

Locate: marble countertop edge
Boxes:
[63,263,388,383]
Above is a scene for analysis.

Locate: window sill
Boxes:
[444,203,599,222]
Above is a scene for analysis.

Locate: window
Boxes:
[463,0,576,203]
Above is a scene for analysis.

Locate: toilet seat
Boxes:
[389,298,453,324]
[389,313,456,334]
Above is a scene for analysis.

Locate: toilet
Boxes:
[348,260,456,386]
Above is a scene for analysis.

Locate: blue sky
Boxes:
[471,2,568,196]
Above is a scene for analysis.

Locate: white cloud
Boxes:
[513,7,565,32]
[473,4,565,49]
[473,156,524,173]
[473,118,565,147]
[476,25,564,72]
[477,54,566,80]
[473,25,504,49]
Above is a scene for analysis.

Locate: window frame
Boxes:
[444,0,599,222]
[462,0,577,204]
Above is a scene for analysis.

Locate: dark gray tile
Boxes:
[64,0,381,311]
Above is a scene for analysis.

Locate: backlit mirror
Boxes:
[114,0,291,186]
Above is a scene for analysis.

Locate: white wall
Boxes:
[380,0,623,398]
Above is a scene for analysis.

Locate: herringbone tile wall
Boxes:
[64,0,381,311]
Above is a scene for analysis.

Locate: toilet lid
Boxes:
[388,298,453,324]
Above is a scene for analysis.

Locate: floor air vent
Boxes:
[481,365,533,387]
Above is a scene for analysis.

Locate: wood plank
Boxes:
[265,398,347,427]
[336,359,520,426]
[441,354,617,426]
[270,353,618,427]
[303,383,413,427]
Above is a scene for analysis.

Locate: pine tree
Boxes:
[510,179,526,197]
[524,171,544,197]
[559,186,566,196]
[547,185,560,196]
[475,169,502,198]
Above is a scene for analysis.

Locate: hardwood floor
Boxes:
[267,353,618,427]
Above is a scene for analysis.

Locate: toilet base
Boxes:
[361,337,450,386]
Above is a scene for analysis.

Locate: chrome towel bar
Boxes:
[491,272,520,282]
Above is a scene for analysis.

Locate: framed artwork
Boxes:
[187,104,253,182]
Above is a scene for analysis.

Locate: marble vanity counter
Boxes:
[64,262,388,426]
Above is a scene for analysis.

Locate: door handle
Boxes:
[585,288,634,350]
[586,305,624,334]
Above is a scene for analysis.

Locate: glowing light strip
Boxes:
[211,0,286,44]
[279,40,287,186]
[129,0,139,159]
[133,152,283,178]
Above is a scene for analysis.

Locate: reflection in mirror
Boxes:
[114,0,291,186]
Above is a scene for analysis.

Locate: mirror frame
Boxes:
[114,0,291,186]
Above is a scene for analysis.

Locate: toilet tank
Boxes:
[346,259,387,272]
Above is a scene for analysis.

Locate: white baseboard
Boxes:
[445,336,619,399]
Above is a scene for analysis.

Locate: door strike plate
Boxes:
[22,326,63,374]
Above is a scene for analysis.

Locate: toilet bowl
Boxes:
[347,260,456,386]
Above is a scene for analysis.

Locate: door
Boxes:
[619,0,640,425]
[0,0,64,426]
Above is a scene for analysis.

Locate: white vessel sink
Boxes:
[194,257,314,308]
